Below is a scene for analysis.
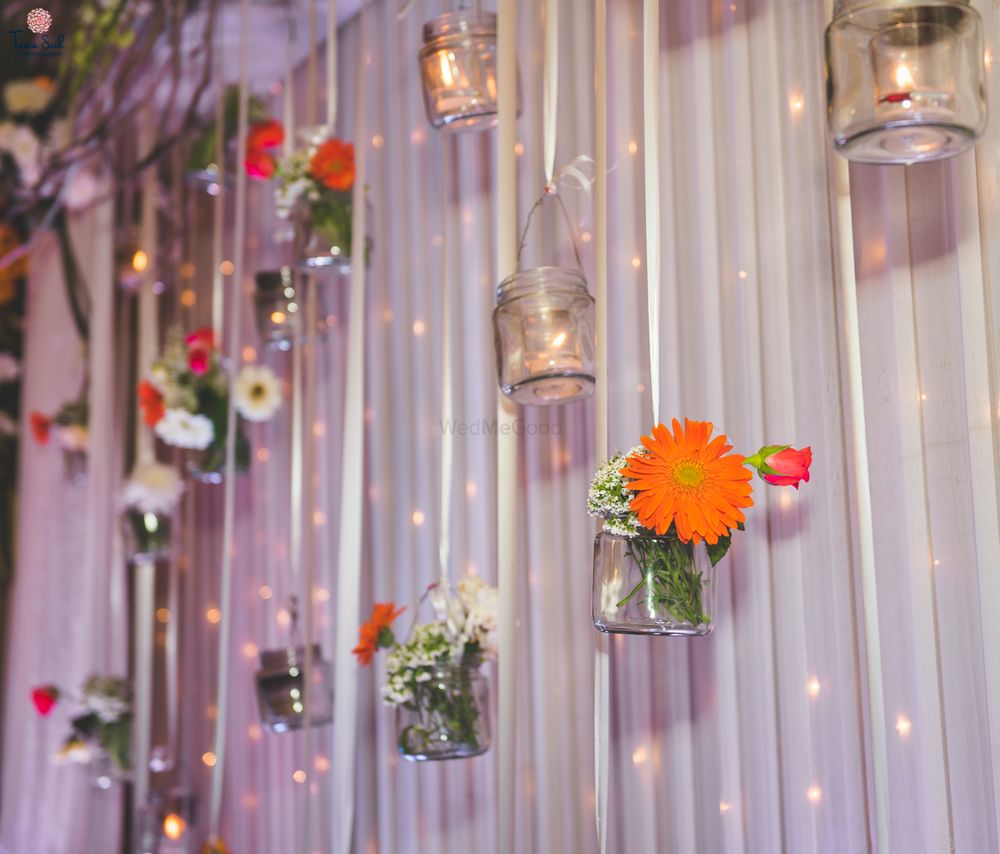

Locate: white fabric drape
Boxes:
[7,0,1000,851]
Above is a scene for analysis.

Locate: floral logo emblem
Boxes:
[26,8,52,34]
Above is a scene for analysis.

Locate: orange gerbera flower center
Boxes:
[671,460,706,489]
[620,419,754,545]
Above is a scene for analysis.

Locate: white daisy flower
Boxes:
[234,365,282,422]
[120,462,184,515]
[154,408,214,450]
[3,78,56,116]
[0,352,19,383]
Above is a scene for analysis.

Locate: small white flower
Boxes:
[154,408,214,450]
[234,365,282,422]
[3,79,56,116]
[120,462,184,514]
[63,168,101,212]
[85,693,129,723]
[0,352,20,383]
[0,122,42,186]
[56,424,89,452]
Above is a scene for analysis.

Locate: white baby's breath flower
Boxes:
[3,78,56,116]
[56,424,89,452]
[120,462,184,515]
[0,122,42,186]
[154,408,214,450]
[234,365,282,422]
[588,446,647,537]
[0,352,20,383]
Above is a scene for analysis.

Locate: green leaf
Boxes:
[706,533,733,567]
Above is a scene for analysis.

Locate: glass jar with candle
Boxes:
[825,0,987,163]
[493,267,596,405]
[136,790,197,854]
[254,644,334,733]
[122,509,173,564]
[592,529,720,636]
[419,7,519,132]
[254,267,329,351]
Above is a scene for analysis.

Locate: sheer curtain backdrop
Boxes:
[4,0,1000,852]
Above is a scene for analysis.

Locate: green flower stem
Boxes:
[398,667,481,756]
[618,536,711,625]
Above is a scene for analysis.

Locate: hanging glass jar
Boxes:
[122,509,173,563]
[493,266,596,405]
[592,530,719,636]
[254,267,328,351]
[396,662,491,761]
[62,448,88,485]
[419,5,519,131]
[136,789,198,854]
[254,644,334,733]
[185,428,250,485]
[825,0,987,163]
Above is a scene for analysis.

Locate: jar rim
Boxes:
[832,0,972,21]
[495,266,591,303]
[258,644,324,671]
[422,9,498,43]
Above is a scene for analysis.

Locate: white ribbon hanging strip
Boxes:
[208,0,250,840]
[643,0,661,422]
[497,1,519,851]
[543,0,559,184]
[332,4,367,851]
[593,0,609,851]
[439,139,453,589]
[211,81,225,338]
[327,0,338,129]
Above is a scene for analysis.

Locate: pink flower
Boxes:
[31,685,59,716]
[748,445,812,489]
[185,328,215,376]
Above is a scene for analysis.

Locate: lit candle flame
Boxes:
[894,63,914,90]
[162,812,186,840]
[551,331,568,348]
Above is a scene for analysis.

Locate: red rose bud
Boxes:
[30,412,52,445]
[747,445,812,489]
[246,119,284,151]
[185,328,215,350]
[245,148,277,180]
[31,685,59,716]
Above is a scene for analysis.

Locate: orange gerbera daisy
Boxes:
[353,602,405,665]
[309,139,356,191]
[620,419,754,545]
[137,380,165,427]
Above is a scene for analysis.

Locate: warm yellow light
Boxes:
[162,813,186,841]
[220,260,235,276]
[314,587,330,602]
[372,134,384,148]
[627,139,638,155]
[206,607,221,624]
[132,250,148,272]
[256,447,270,463]
[315,755,331,772]
[514,142,525,157]
[719,801,733,814]
[412,319,426,336]
[243,642,258,660]
[632,256,641,269]
[550,331,568,348]
[806,785,822,804]
[276,608,291,628]
[896,714,912,738]
[412,510,425,527]
[293,769,307,784]
[894,63,915,90]
[242,345,257,362]
[271,310,287,325]
[466,480,477,498]
[180,289,197,307]
[202,751,217,767]
[156,608,171,624]
[439,51,456,86]
[313,510,326,527]
[258,585,273,600]
[788,91,805,114]
[313,421,326,437]
[632,746,648,766]
[807,676,821,699]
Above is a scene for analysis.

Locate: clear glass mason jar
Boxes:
[492,267,596,405]
[254,645,334,733]
[254,267,328,351]
[825,0,987,163]
[185,429,250,485]
[89,750,129,790]
[419,9,520,131]
[592,530,719,636]
[396,663,491,761]
[122,508,173,563]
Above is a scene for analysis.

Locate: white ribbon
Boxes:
[439,139,453,589]
[543,0,559,185]
[332,4,367,851]
[497,1,519,852]
[327,0,338,128]
[593,1,609,851]
[208,0,250,840]
[643,0,660,422]
[211,81,225,338]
